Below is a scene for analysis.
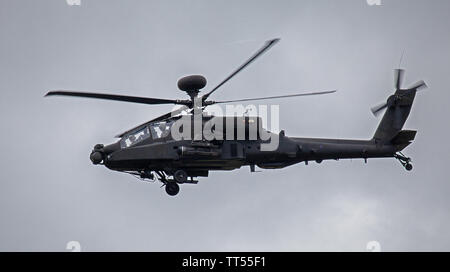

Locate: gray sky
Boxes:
[1,0,450,251]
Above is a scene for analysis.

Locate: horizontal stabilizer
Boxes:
[391,130,417,145]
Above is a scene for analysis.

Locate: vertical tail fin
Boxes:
[373,88,417,142]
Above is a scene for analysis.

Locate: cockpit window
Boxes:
[120,126,150,148]
[150,121,172,139]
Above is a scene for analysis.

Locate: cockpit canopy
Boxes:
[120,121,174,148]
[119,115,268,149]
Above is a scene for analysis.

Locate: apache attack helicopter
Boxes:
[45,39,427,196]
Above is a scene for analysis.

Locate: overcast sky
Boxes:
[1,0,450,251]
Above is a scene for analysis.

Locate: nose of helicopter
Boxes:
[89,142,120,165]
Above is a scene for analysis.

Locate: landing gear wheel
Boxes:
[395,152,413,172]
[405,163,413,171]
[174,170,188,183]
[165,182,180,196]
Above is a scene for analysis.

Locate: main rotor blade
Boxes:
[45,90,189,106]
[371,102,388,117]
[407,80,427,91]
[211,90,337,104]
[148,106,190,123]
[202,38,280,101]
[115,106,189,138]
[394,69,405,90]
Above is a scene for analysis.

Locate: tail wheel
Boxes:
[165,182,180,196]
[395,152,413,172]
[405,163,413,171]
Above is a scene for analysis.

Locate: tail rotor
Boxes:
[371,69,428,117]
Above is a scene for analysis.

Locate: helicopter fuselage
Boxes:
[102,136,398,174]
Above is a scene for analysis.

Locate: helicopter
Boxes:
[45,38,428,196]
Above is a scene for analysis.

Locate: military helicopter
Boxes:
[45,39,427,196]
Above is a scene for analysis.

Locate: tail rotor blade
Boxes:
[408,80,427,91]
[371,102,388,117]
[394,69,405,90]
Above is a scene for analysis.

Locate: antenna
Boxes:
[398,50,406,68]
